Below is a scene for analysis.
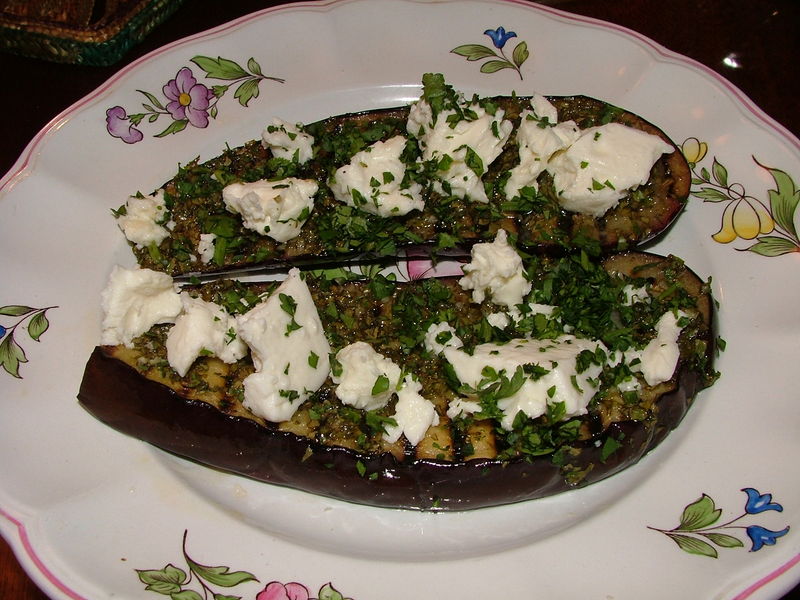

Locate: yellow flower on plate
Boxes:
[712,197,775,243]
[681,137,708,166]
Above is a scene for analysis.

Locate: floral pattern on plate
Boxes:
[649,488,791,558]
[0,304,56,378]
[451,26,529,79]
[106,56,285,143]
[682,138,800,256]
[137,531,353,600]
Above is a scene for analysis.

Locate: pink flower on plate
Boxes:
[162,67,215,128]
[105,106,143,143]
[256,581,310,600]
[404,248,467,280]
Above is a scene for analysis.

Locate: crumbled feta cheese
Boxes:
[617,375,642,393]
[446,398,482,420]
[332,341,401,411]
[236,269,331,422]
[383,375,440,446]
[459,229,531,309]
[548,122,673,216]
[505,95,580,199]
[486,312,511,329]
[444,335,607,430]
[628,311,687,386]
[407,98,513,203]
[329,136,424,217]
[197,233,216,264]
[165,294,248,377]
[261,118,315,164]
[621,283,650,306]
[222,177,318,242]
[423,321,463,354]
[100,266,182,347]
[116,190,170,248]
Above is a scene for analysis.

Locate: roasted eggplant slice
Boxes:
[79,251,716,510]
[120,76,690,277]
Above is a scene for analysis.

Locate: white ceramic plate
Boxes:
[1,1,799,598]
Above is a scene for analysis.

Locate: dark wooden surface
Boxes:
[1,0,797,598]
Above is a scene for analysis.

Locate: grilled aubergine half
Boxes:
[79,250,717,510]
[122,75,691,277]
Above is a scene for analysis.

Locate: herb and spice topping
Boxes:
[113,74,689,276]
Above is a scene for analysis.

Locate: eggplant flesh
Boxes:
[78,251,716,511]
[128,95,691,277]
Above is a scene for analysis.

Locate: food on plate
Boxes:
[114,74,690,276]
[79,236,717,510]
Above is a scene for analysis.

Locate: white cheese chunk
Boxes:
[165,294,248,377]
[407,99,512,203]
[222,177,318,243]
[423,321,463,354]
[236,269,331,422]
[486,312,511,329]
[446,397,482,420]
[383,376,440,446]
[100,266,182,347]
[621,283,650,306]
[459,229,531,309]
[548,122,673,216]
[261,118,315,164]
[444,335,606,430]
[505,95,580,199]
[117,189,170,248]
[197,233,216,264]
[629,310,687,386]
[329,136,424,217]
[332,341,402,411]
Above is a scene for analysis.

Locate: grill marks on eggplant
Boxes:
[129,97,690,276]
[80,252,716,509]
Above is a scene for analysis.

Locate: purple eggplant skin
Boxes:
[78,252,716,512]
[78,341,709,511]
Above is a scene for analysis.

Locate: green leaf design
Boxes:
[676,494,722,531]
[211,84,229,98]
[760,162,800,239]
[701,532,744,548]
[213,594,242,600]
[0,334,27,378]
[233,79,261,107]
[746,236,800,257]
[155,119,189,137]
[512,41,529,68]
[27,311,50,341]
[318,583,348,600]
[711,159,728,187]
[185,555,257,588]
[451,43,498,61]
[480,59,514,74]
[138,89,165,111]
[666,533,718,558]
[247,57,263,76]
[191,56,249,80]
[136,564,187,595]
[0,305,34,316]
[171,591,204,600]
[692,187,730,202]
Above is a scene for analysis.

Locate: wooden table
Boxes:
[1,1,798,597]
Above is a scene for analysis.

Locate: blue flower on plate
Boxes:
[746,525,790,551]
[483,26,517,49]
[0,325,6,338]
[743,488,784,514]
